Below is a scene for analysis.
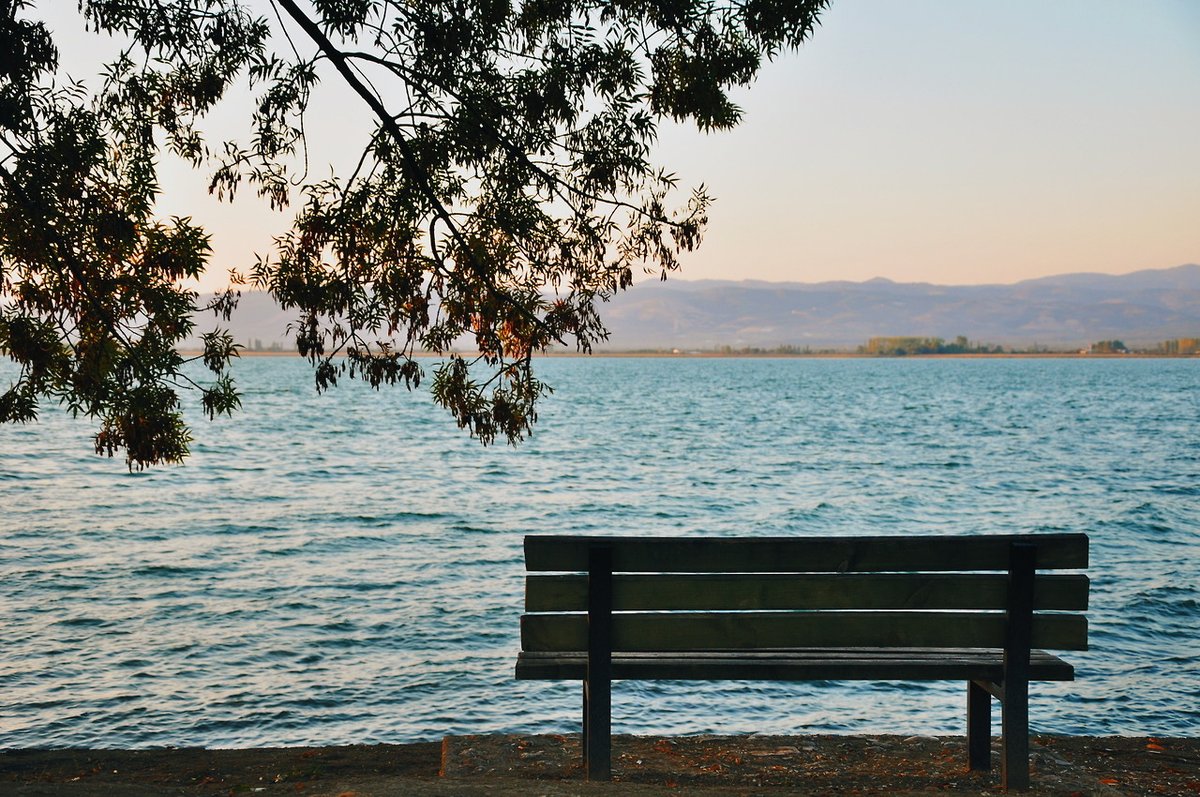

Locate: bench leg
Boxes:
[583,677,610,780]
[585,544,613,781]
[1002,542,1034,790]
[1001,677,1030,790]
[968,680,992,771]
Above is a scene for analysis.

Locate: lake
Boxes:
[1,356,1197,747]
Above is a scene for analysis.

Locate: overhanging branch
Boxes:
[271,0,566,348]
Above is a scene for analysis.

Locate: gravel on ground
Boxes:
[3,734,1197,796]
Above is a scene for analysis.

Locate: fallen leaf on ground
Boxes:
[750,747,799,757]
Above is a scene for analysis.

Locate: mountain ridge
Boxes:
[656,263,1200,292]
[598,264,1200,349]
[186,263,1200,351]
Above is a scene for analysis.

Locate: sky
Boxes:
[657,1,1200,286]
[41,0,1200,292]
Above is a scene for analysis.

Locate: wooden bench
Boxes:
[515,533,1089,790]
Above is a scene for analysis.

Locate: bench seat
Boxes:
[517,647,1075,682]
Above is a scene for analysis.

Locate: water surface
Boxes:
[1,357,1197,746]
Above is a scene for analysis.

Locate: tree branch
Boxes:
[271,0,565,348]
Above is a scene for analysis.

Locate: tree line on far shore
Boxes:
[651,336,1200,356]
[856,336,1200,356]
[859,336,1001,356]
[129,334,1200,356]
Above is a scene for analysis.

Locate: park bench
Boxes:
[515,533,1089,790]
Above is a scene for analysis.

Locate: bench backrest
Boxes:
[521,534,1089,653]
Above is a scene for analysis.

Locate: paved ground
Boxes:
[3,734,1197,795]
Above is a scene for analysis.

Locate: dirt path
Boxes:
[4,734,1197,795]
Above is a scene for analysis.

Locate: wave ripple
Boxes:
[1,357,1197,746]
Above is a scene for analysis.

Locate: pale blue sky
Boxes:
[40,1,1200,290]
[657,0,1200,284]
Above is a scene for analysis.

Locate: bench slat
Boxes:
[521,611,1088,652]
[515,648,1076,682]
[526,573,1089,612]
[524,534,1088,573]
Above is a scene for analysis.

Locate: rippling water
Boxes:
[1,356,1197,747]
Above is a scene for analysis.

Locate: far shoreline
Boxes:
[180,349,1199,360]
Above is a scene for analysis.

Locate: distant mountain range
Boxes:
[187,263,1200,352]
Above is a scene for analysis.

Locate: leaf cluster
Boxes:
[1,0,827,464]
[0,0,265,467]
[235,0,825,446]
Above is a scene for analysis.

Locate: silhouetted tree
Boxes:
[0,0,827,467]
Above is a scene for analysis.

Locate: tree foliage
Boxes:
[1,0,827,467]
